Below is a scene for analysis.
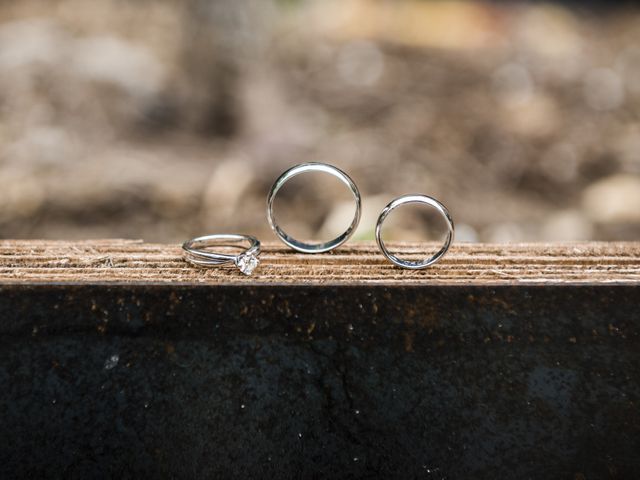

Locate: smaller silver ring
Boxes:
[267,162,361,253]
[182,234,261,275]
[375,194,454,269]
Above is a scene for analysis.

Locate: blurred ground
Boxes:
[0,0,639,243]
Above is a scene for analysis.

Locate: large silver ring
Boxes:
[182,234,261,275]
[375,194,454,269]
[267,162,361,253]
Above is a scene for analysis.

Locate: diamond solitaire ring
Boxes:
[375,194,454,269]
[182,234,261,275]
[267,162,361,253]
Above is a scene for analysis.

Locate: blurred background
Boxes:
[0,0,639,243]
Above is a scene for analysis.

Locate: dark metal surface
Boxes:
[0,284,639,479]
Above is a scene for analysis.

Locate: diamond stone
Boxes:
[235,253,259,275]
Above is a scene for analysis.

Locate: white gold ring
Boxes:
[267,162,361,253]
[375,194,454,269]
[182,234,261,275]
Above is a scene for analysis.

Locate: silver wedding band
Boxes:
[267,162,361,253]
[375,194,454,269]
[182,234,261,275]
[184,171,454,272]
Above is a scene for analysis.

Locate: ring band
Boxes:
[267,163,361,253]
[375,194,454,269]
[182,234,261,275]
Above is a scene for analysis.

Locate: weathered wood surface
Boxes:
[0,240,638,284]
[1,241,639,479]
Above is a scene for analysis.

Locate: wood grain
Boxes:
[0,240,638,285]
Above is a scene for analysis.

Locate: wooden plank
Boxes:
[0,241,639,478]
[0,240,638,284]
